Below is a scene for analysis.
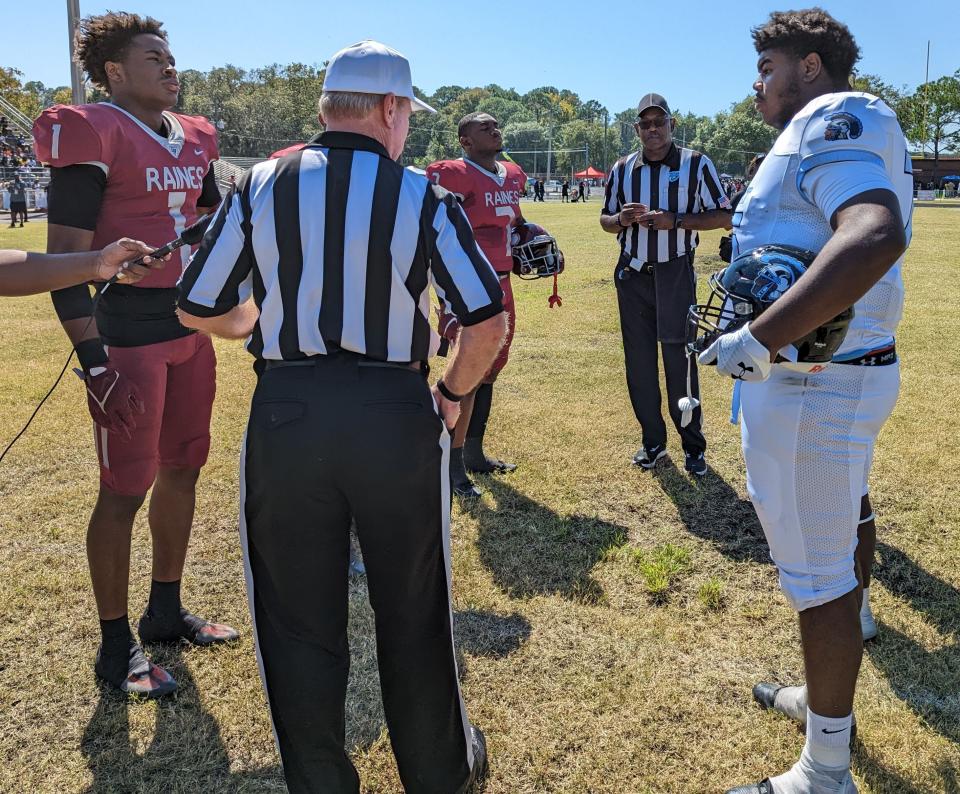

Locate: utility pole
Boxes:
[546,127,553,184]
[922,40,931,157]
[603,109,609,174]
[66,0,85,104]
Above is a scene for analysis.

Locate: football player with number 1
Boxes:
[33,11,237,699]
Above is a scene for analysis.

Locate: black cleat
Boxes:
[753,682,787,712]
[465,456,517,474]
[633,443,667,469]
[465,725,489,793]
[453,479,482,499]
[95,639,177,698]
[139,607,239,647]
[684,451,707,476]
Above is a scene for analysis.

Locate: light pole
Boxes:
[603,109,609,174]
[66,0,85,105]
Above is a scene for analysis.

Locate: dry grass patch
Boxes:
[0,207,957,792]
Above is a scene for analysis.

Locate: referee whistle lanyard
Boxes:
[678,350,700,427]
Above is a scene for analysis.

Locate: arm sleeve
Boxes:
[198,165,222,209]
[47,164,106,231]
[603,163,621,215]
[697,155,729,211]
[428,191,503,326]
[797,98,897,223]
[46,164,107,323]
[177,182,253,317]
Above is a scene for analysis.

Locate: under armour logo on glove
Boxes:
[74,364,145,441]
[698,323,772,383]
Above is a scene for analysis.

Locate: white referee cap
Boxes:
[323,40,436,114]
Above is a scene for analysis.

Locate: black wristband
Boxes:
[75,338,109,371]
[436,379,463,402]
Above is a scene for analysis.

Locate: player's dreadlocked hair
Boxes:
[751,8,860,85]
[75,12,167,91]
[458,112,489,138]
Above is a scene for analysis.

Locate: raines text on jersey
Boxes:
[146,164,209,193]
[484,188,522,208]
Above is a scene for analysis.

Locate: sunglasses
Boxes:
[635,116,670,130]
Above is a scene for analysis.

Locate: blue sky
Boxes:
[7,1,957,117]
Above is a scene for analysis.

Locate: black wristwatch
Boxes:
[675,214,686,229]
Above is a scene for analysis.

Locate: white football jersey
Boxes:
[732,92,913,360]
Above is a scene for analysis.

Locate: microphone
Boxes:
[104,213,215,289]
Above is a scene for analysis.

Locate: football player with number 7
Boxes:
[427,112,564,498]
[33,11,237,699]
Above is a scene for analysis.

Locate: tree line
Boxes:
[3,64,958,178]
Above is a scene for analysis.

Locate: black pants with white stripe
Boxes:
[614,260,706,455]
[240,354,473,793]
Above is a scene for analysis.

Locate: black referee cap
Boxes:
[636,93,671,117]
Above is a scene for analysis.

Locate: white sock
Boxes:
[860,588,872,617]
[804,708,852,776]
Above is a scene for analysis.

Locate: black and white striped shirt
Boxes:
[178,131,504,363]
[602,144,729,264]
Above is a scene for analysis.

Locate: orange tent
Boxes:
[573,166,606,179]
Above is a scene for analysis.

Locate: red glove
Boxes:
[75,364,145,441]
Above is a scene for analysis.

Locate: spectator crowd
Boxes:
[1,116,47,224]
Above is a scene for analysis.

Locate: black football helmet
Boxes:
[687,244,854,367]
[511,223,564,279]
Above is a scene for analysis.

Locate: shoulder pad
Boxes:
[798,94,898,158]
[175,113,220,160]
[32,104,107,168]
[504,161,527,180]
[425,159,468,190]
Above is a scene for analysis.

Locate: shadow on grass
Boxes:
[345,578,531,754]
[472,477,630,602]
[651,458,770,564]
[80,643,285,793]
[865,541,960,749]
[455,608,532,659]
[873,540,959,638]
[855,736,959,794]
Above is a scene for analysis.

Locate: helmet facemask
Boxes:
[512,233,563,279]
[686,271,754,355]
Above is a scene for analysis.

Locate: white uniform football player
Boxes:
[699,11,912,794]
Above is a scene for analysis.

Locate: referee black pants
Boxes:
[614,260,706,455]
[240,354,474,794]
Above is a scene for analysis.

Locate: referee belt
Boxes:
[619,257,655,277]
[264,352,425,374]
[834,343,897,367]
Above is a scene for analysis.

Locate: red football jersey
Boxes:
[425,158,527,274]
[33,103,219,289]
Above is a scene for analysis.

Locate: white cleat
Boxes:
[860,608,878,641]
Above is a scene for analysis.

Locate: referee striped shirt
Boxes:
[602,143,730,264]
[178,131,504,363]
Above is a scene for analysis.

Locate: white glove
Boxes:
[698,323,772,383]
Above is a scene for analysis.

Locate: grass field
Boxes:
[0,205,958,793]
